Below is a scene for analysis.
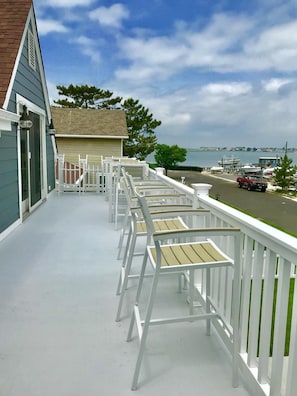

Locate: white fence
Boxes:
[56,155,103,193]
[152,170,297,396]
[56,155,150,196]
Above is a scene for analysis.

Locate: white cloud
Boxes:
[243,21,297,72]
[122,77,297,147]
[165,113,192,126]
[74,35,96,47]
[82,48,101,63]
[114,13,255,82]
[120,36,186,64]
[201,83,252,96]
[35,0,95,8]
[262,78,293,92]
[72,35,101,64]
[114,12,297,86]
[46,80,59,105]
[89,3,129,29]
[115,36,186,83]
[36,19,68,35]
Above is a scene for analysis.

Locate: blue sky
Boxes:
[34,0,297,148]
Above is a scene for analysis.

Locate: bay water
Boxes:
[147,150,297,168]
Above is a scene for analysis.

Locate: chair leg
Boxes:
[116,224,133,295]
[206,268,211,336]
[117,211,130,259]
[115,231,138,321]
[178,273,182,293]
[127,250,149,341]
[127,307,136,343]
[189,269,194,315]
[130,259,161,390]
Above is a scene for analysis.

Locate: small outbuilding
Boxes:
[51,107,128,164]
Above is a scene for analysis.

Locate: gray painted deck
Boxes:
[0,192,251,396]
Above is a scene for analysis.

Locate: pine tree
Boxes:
[274,154,297,191]
[54,84,122,109]
[122,98,161,160]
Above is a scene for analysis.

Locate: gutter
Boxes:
[55,134,128,139]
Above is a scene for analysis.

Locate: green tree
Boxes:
[274,154,297,191]
[121,98,161,160]
[154,144,187,175]
[54,84,122,109]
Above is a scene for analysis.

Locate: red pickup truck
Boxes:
[236,174,268,192]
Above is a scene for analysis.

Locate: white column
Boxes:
[155,167,164,175]
[191,183,212,208]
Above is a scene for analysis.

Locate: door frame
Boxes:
[17,95,47,220]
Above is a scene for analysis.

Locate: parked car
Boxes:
[236,174,268,192]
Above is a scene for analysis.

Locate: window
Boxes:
[28,30,36,70]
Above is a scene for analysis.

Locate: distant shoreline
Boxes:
[147,149,297,168]
[186,147,297,152]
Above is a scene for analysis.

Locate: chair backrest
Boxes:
[136,193,156,238]
[121,168,137,208]
[125,172,138,196]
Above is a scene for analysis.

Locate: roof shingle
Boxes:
[51,107,128,137]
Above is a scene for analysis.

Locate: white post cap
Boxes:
[191,183,212,196]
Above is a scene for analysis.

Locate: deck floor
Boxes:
[0,192,251,395]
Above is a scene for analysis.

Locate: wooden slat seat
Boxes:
[149,240,228,268]
[136,217,188,234]
[115,208,210,322]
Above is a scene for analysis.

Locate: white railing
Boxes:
[56,157,297,394]
[56,154,103,193]
[152,169,297,396]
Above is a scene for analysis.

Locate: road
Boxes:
[168,170,297,235]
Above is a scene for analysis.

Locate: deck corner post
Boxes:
[191,183,212,208]
[155,167,164,176]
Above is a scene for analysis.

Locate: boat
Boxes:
[210,166,223,174]
[262,167,275,178]
[259,156,281,178]
[258,156,281,167]
[218,156,241,166]
[239,165,262,175]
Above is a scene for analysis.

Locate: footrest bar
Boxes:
[140,312,218,326]
[134,306,143,340]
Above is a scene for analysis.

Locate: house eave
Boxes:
[55,134,128,139]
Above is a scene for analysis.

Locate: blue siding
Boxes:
[0,22,55,233]
[46,132,55,192]
[7,25,47,113]
[0,128,19,233]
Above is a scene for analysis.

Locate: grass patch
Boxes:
[245,278,295,357]
[148,162,158,169]
[209,193,297,238]
[270,278,295,356]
